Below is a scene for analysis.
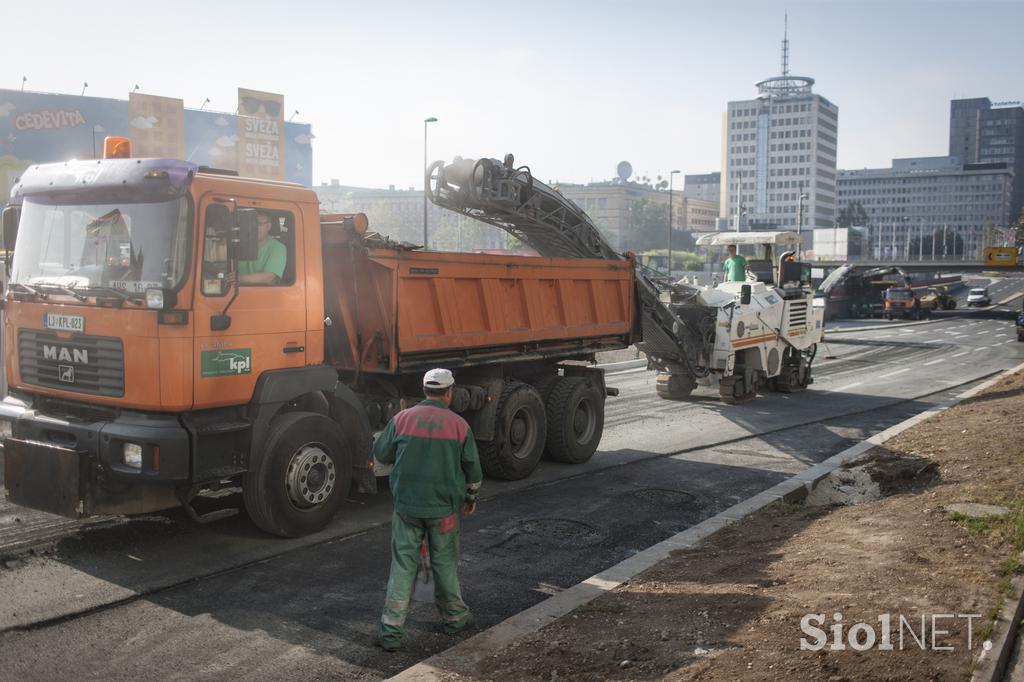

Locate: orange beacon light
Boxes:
[103,136,132,159]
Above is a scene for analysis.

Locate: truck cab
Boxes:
[0,152,366,535]
[884,286,927,320]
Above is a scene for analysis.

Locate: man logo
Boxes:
[42,345,89,364]
[58,365,75,383]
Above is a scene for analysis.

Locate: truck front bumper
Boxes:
[0,395,189,518]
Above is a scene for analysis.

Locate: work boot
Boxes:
[443,613,475,636]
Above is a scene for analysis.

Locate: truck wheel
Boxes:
[545,377,604,464]
[655,372,697,400]
[478,382,547,480]
[243,411,352,538]
[532,373,561,404]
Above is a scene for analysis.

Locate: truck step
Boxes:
[181,502,239,525]
[193,420,250,435]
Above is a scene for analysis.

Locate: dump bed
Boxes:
[322,233,635,375]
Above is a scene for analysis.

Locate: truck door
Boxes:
[193,197,307,408]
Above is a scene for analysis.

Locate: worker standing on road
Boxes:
[374,368,482,652]
[723,244,747,282]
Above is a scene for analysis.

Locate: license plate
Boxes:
[43,313,85,333]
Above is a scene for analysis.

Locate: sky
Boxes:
[4,0,1023,189]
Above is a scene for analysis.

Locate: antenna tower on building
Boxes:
[781,13,790,78]
[756,12,814,98]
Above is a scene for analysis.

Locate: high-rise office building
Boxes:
[683,172,720,203]
[835,156,1014,259]
[721,23,838,242]
[949,97,1024,219]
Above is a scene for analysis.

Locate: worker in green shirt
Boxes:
[374,368,483,652]
[723,244,748,282]
[237,211,287,284]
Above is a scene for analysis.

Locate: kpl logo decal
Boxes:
[201,349,252,377]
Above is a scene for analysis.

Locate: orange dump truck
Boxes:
[0,151,633,536]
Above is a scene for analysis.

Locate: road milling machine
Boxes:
[428,155,824,404]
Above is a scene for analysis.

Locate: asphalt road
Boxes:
[0,298,1022,680]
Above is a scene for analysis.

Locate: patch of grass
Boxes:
[948,497,1024,646]
[761,500,804,518]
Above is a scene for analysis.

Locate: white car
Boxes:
[966,288,991,307]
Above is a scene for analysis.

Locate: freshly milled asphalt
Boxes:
[0,275,1021,680]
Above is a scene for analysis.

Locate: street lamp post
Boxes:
[919,219,924,261]
[667,169,680,277]
[423,117,438,248]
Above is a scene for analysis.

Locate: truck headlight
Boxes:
[145,289,164,309]
[122,442,143,469]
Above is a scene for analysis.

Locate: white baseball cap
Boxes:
[423,368,455,389]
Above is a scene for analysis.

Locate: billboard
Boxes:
[0,88,312,199]
[128,92,185,159]
[237,88,285,181]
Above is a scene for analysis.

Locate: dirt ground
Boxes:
[445,370,1024,681]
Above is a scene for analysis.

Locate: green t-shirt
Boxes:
[723,254,747,282]
[238,237,287,280]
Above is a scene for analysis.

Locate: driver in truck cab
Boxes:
[235,211,287,285]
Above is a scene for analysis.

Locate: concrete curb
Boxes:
[389,360,1024,681]
[972,575,1024,682]
[996,290,1023,307]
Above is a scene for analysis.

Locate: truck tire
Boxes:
[532,373,561,404]
[655,372,697,400]
[243,411,352,538]
[478,382,547,480]
[545,377,604,464]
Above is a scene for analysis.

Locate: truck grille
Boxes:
[18,330,125,397]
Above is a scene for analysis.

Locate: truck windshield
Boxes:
[886,289,913,300]
[11,197,190,294]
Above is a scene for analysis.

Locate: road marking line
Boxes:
[834,381,864,391]
[879,368,911,378]
[923,358,944,366]
[952,351,969,357]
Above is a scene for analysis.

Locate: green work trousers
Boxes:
[379,511,471,649]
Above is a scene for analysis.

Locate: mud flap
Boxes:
[3,437,85,518]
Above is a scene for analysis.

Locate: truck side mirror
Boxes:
[740,284,752,305]
[1,206,18,279]
[2,206,18,254]
[232,209,260,262]
[204,203,231,234]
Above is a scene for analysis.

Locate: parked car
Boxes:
[966,288,991,307]
[1017,312,1024,342]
